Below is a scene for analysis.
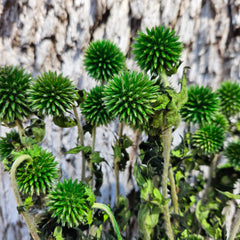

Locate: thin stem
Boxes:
[90,126,96,189]
[92,203,122,240]
[202,154,219,203]
[168,165,179,215]
[72,105,86,182]
[161,127,174,240]
[228,208,240,240]
[115,122,124,204]
[10,154,40,240]
[15,120,24,144]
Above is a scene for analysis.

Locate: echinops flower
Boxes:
[0,65,32,122]
[103,71,158,130]
[224,141,240,171]
[180,85,219,125]
[217,81,240,118]
[81,85,113,126]
[14,145,59,196]
[84,40,126,84]
[132,26,183,75]
[29,71,77,116]
[47,179,95,228]
[192,124,225,154]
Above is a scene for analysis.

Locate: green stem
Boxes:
[92,203,122,240]
[228,208,240,240]
[15,120,24,144]
[115,122,123,204]
[90,126,96,189]
[202,154,219,203]
[168,165,179,215]
[72,105,86,182]
[161,127,175,240]
[10,154,40,240]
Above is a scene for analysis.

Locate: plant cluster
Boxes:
[1,25,240,240]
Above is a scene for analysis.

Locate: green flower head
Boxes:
[224,141,240,171]
[14,145,59,196]
[84,40,126,84]
[29,71,77,116]
[103,71,158,130]
[132,26,183,75]
[180,85,219,125]
[192,124,225,154]
[217,81,240,118]
[81,85,113,126]
[47,179,95,228]
[0,65,33,122]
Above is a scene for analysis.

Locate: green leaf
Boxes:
[217,189,240,199]
[66,145,92,154]
[138,203,160,240]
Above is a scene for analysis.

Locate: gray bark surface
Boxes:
[0,0,240,239]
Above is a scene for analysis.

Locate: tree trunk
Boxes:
[0,0,240,239]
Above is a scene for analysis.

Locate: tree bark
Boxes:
[0,0,240,239]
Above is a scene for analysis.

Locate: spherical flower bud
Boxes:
[132,26,183,75]
[29,71,77,116]
[192,124,225,154]
[81,85,113,126]
[0,65,32,122]
[180,85,219,125]
[217,81,240,118]
[14,145,59,196]
[84,40,126,84]
[47,179,95,228]
[103,71,158,130]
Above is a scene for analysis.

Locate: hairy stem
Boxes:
[10,154,40,240]
[228,208,240,240]
[90,126,96,189]
[92,203,122,240]
[161,127,174,240]
[115,122,124,204]
[168,165,179,215]
[72,105,85,182]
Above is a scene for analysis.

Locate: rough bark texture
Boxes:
[0,0,240,239]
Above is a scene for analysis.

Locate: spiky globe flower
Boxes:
[192,124,225,154]
[29,71,77,116]
[84,40,126,84]
[47,179,95,228]
[0,65,33,122]
[81,85,113,126]
[103,71,158,130]
[217,81,240,118]
[14,145,59,196]
[132,26,183,75]
[180,85,219,125]
[224,141,240,171]
[212,113,229,130]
